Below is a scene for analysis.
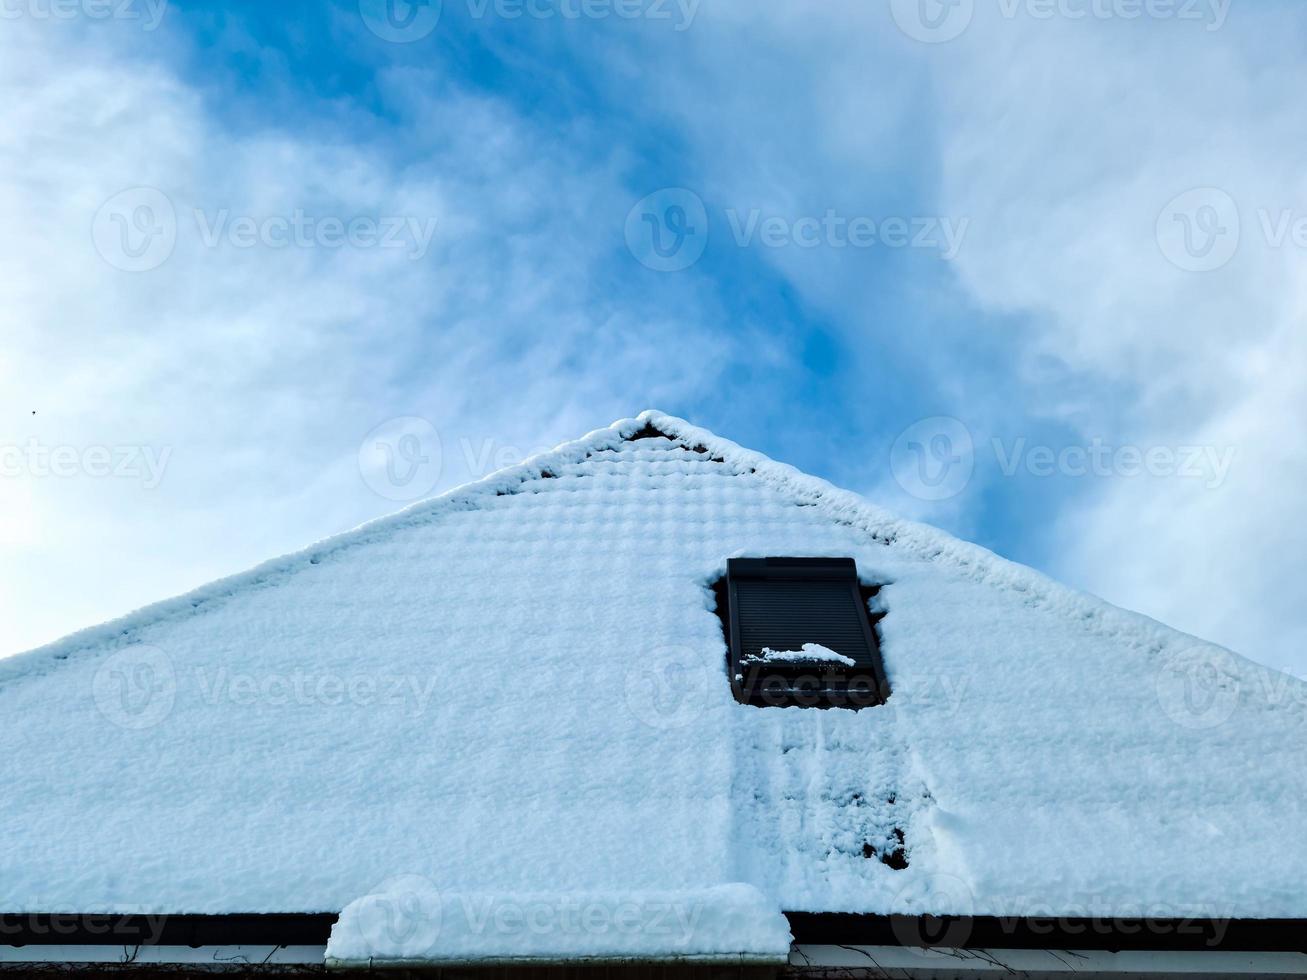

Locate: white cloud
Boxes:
[927,8,1307,673]
[592,2,1307,672]
[0,19,725,656]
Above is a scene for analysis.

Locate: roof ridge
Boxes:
[0,410,1265,689]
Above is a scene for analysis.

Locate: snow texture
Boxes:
[748,644,857,668]
[324,882,791,966]
[1,410,1305,930]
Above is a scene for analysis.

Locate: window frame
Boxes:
[723,557,889,709]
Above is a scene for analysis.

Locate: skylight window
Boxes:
[720,557,888,709]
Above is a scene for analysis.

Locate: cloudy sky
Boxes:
[3,0,1302,676]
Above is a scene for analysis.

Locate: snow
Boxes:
[0,410,1306,937]
[747,643,857,668]
[324,882,792,966]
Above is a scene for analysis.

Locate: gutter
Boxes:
[6,912,1307,971]
[6,912,1307,951]
[324,952,788,970]
[790,945,1307,977]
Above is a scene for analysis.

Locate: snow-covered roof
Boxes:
[2,410,1304,936]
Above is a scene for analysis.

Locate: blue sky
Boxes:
[3,0,1305,675]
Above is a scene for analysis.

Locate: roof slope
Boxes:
[1,411,1304,921]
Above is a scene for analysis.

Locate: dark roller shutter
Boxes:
[726,557,888,709]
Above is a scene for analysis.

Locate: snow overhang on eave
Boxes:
[320,884,795,970]
[324,952,789,971]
